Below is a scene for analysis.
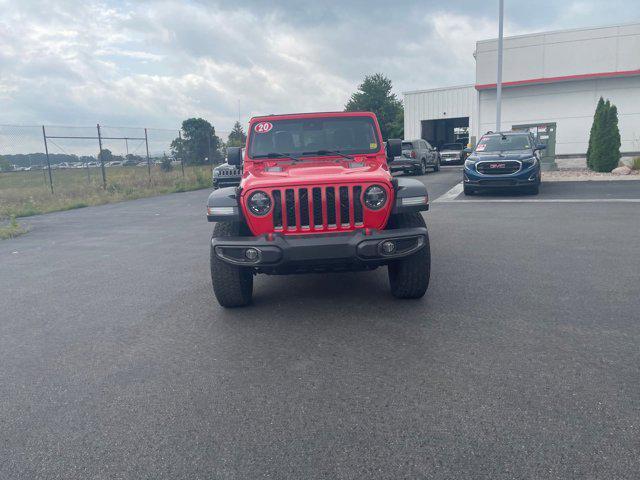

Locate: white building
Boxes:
[404,22,640,165]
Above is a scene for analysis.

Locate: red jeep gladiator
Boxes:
[206,111,430,307]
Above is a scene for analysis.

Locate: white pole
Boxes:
[496,0,504,132]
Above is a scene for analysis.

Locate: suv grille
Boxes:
[269,185,365,232]
[217,168,242,176]
[476,160,521,175]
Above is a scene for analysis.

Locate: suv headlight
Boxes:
[464,159,476,168]
[364,185,387,210]
[247,191,272,216]
[522,157,537,168]
[213,169,220,177]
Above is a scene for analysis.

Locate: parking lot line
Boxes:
[434,182,463,202]
[437,197,640,203]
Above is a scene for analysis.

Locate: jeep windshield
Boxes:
[248,116,381,159]
[475,134,531,153]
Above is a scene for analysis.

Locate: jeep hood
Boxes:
[241,158,391,190]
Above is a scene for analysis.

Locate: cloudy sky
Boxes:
[1,0,637,133]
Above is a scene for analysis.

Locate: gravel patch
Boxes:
[543,169,640,182]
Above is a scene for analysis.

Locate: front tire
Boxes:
[525,184,540,195]
[210,221,254,307]
[386,213,431,299]
[463,185,475,195]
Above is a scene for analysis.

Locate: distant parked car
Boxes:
[212,162,242,189]
[122,158,138,166]
[439,143,466,165]
[390,139,440,175]
[463,131,544,195]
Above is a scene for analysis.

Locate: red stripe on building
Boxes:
[475,69,640,90]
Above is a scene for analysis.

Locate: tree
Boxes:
[599,102,621,171]
[171,118,223,165]
[345,73,404,140]
[160,153,173,172]
[98,149,113,163]
[0,156,13,172]
[587,98,621,172]
[586,97,605,170]
[227,121,247,148]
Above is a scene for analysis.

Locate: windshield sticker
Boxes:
[370,142,377,149]
[254,122,273,133]
[476,143,486,151]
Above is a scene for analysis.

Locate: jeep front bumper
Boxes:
[212,227,427,273]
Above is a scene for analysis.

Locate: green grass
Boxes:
[0,165,212,220]
[0,216,28,239]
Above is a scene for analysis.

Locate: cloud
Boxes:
[0,0,636,135]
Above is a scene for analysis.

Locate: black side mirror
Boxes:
[386,139,402,161]
[227,147,243,166]
[535,143,547,151]
[463,147,473,154]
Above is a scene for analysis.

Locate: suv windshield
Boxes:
[441,143,463,151]
[248,116,380,159]
[475,134,531,152]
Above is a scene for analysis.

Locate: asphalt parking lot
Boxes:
[2,169,639,479]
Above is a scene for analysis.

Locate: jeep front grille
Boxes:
[269,185,365,232]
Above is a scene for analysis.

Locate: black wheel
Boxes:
[386,213,430,299]
[526,184,540,195]
[463,185,475,195]
[418,160,426,175]
[210,221,254,307]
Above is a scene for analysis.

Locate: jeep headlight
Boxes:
[364,185,387,210]
[213,169,220,177]
[247,191,272,216]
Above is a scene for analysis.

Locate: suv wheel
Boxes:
[386,213,430,299]
[210,221,254,307]
[526,184,540,195]
[419,160,427,175]
[463,185,475,195]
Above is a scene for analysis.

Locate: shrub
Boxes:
[586,97,605,170]
[587,98,621,172]
[632,157,640,171]
[160,154,173,172]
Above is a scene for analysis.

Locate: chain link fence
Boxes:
[0,124,230,219]
[0,124,230,187]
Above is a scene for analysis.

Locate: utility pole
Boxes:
[144,128,151,181]
[496,0,504,132]
[97,124,106,189]
[179,130,185,177]
[41,125,54,194]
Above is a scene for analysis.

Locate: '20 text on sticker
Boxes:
[254,122,273,133]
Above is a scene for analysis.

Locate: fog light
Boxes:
[245,248,260,261]
[381,241,396,254]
